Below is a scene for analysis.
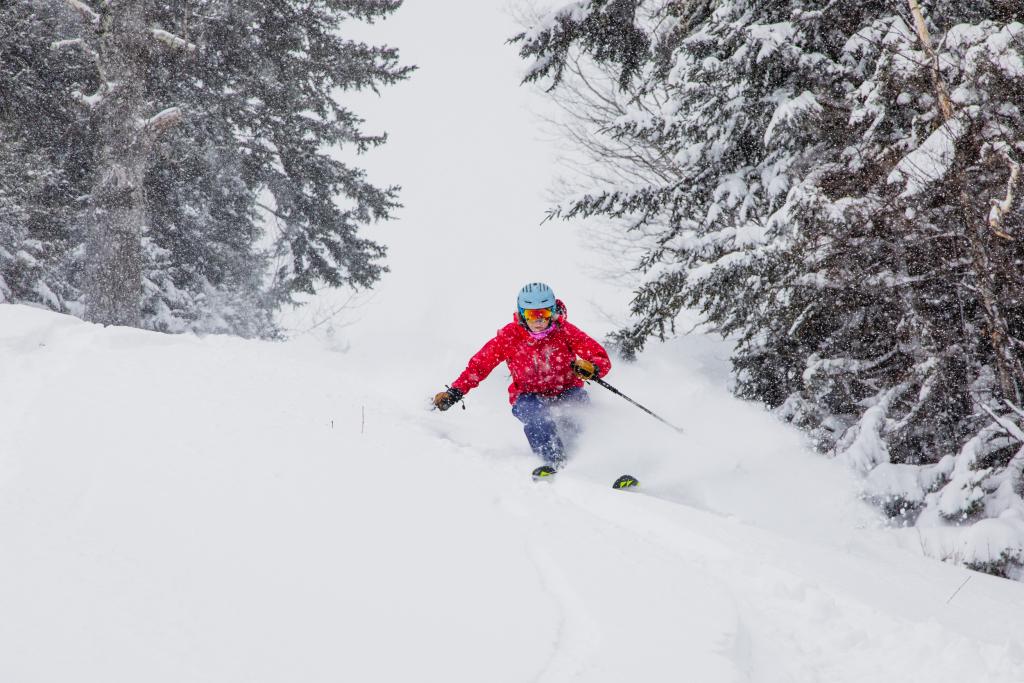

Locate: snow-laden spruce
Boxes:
[516,1,1024,579]
[0,0,411,336]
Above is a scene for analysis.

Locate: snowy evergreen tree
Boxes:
[822,5,1024,577]
[518,1,1024,576]
[0,2,94,310]
[1,0,410,335]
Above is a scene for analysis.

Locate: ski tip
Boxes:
[532,465,559,481]
[612,474,639,490]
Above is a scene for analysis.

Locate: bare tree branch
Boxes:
[989,153,1020,240]
[50,37,99,62]
[907,0,954,119]
[151,28,197,52]
[143,106,183,133]
[62,0,100,25]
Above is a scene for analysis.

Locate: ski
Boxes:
[531,464,559,480]
[612,474,639,489]
[531,466,639,490]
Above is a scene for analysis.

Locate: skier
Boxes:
[433,282,611,478]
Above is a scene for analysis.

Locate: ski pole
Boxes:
[592,377,685,434]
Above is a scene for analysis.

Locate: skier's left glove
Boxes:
[433,387,464,411]
[571,358,598,380]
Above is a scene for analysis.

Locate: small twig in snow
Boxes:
[945,575,971,604]
[915,527,929,556]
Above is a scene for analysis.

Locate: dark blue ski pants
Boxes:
[511,387,589,464]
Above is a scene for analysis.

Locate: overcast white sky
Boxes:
[282,1,632,345]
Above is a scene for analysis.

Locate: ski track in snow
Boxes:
[3,305,1024,683]
[521,542,600,683]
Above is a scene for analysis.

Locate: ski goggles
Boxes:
[521,307,555,322]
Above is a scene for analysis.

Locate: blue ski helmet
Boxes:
[517,282,556,314]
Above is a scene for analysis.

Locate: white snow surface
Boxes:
[3,303,1024,682]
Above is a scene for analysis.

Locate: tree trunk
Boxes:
[959,187,1024,403]
[907,0,1024,403]
[84,2,151,327]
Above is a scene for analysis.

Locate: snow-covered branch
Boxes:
[151,29,197,52]
[62,0,100,26]
[989,154,1020,240]
[787,303,817,336]
[72,81,116,108]
[143,107,183,133]
[982,402,1024,443]
[50,38,99,62]
[256,201,289,221]
[51,38,83,50]
[887,115,967,197]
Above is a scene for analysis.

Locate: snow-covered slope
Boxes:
[3,303,1023,683]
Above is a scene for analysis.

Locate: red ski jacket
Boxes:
[451,301,611,405]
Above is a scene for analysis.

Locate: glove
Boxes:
[571,358,598,380]
[433,387,464,411]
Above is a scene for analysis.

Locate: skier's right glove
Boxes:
[571,358,598,380]
[433,387,464,411]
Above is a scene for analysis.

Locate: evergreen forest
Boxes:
[1,0,411,336]
[516,0,1024,576]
